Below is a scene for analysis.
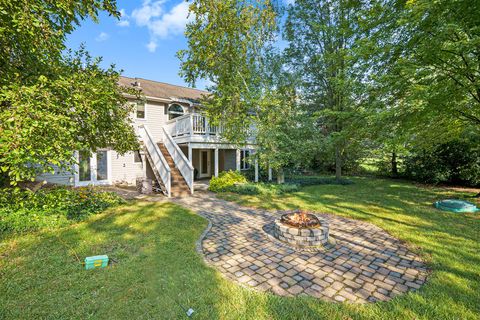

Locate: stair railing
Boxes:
[138,125,171,197]
[162,127,194,194]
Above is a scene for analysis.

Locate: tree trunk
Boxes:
[391,152,398,177]
[335,145,342,180]
[277,167,285,184]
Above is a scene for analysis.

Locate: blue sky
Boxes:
[66,0,207,89]
[67,0,291,90]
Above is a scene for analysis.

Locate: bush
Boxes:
[209,171,300,195]
[404,140,480,186]
[231,183,261,195]
[208,170,247,193]
[231,182,300,195]
[286,176,353,186]
[0,186,125,233]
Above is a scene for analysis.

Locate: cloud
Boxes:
[149,1,190,38]
[117,20,130,27]
[131,0,192,52]
[132,1,164,26]
[95,32,109,42]
[116,9,130,27]
[146,40,158,52]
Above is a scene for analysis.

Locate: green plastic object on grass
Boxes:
[434,199,479,213]
[85,255,109,270]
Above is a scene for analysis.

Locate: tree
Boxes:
[180,1,320,182]
[362,0,480,145]
[178,0,277,143]
[0,0,139,186]
[284,0,366,179]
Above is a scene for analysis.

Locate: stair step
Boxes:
[156,142,190,197]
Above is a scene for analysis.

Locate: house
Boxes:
[38,76,259,197]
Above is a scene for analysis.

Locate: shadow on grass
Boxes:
[214,176,480,319]
[0,202,227,319]
[1,176,479,319]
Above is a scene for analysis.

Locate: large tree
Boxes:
[254,50,317,182]
[178,0,277,142]
[0,0,139,186]
[180,1,319,181]
[362,0,480,145]
[284,0,367,179]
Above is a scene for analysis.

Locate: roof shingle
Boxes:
[119,76,208,102]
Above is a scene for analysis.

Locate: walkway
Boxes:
[174,192,428,303]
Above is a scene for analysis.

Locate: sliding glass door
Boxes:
[76,150,111,186]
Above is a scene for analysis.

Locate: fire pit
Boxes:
[273,210,329,248]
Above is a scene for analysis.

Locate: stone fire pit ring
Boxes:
[273,214,330,248]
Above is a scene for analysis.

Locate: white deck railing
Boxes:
[166,113,221,137]
[138,125,171,197]
[162,127,195,194]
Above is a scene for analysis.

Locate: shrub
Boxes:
[209,171,301,195]
[404,140,480,186]
[208,170,247,193]
[231,183,261,195]
[287,176,353,186]
[222,182,300,195]
[0,186,125,233]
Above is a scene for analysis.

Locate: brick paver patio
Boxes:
[174,192,428,303]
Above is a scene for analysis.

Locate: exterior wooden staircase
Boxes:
[142,149,168,195]
[157,143,191,197]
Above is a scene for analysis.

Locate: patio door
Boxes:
[76,150,111,186]
[199,150,211,178]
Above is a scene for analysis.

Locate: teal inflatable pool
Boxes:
[434,199,479,213]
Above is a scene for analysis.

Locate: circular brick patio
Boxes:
[174,192,428,303]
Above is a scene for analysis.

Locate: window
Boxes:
[136,102,145,119]
[168,103,184,120]
[96,151,108,181]
[78,150,91,181]
[240,150,250,170]
[133,150,142,163]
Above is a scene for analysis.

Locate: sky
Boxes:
[66,0,207,89]
[66,0,291,90]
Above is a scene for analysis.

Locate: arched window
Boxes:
[168,104,184,120]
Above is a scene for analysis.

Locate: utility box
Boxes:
[85,255,109,270]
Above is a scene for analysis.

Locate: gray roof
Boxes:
[119,76,208,102]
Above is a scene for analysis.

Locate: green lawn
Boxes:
[1,177,479,319]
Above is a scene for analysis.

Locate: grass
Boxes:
[218,176,480,319]
[1,177,479,319]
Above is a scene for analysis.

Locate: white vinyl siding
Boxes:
[131,100,169,143]
[37,165,75,186]
[110,151,144,185]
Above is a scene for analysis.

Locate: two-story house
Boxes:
[38,76,259,197]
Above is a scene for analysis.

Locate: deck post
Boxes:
[188,143,192,163]
[268,166,272,181]
[214,148,219,177]
[254,157,259,182]
[190,114,194,137]
[236,149,241,171]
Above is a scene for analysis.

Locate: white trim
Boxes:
[74,150,112,187]
[167,103,185,120]
[214,148,219,177]
[130,101,147,120]
[240,149,251,170]
[123,93,171,104]
[236,149,241,171]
